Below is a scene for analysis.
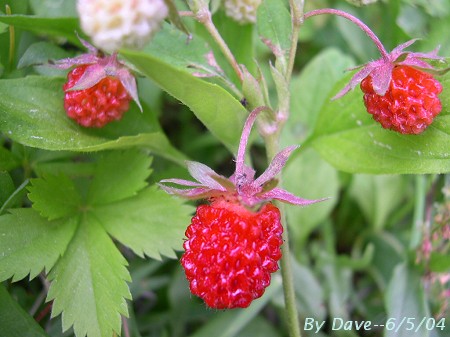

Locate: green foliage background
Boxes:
[0,0,449,336]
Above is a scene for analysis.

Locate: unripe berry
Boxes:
[77,0,169,52]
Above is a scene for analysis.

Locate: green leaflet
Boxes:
[28,174,82,220]
[97,186,193,260]
[0,14,82,47]
[87,150,153,205]
[257,0,291,60]
[46,216,132,337]
[121,49,247,153]
[283,48,355,147]
[0,209,77,282]
[309,71,450,174]
[283,148,339,243]
[349,174,407,230]
[0,76,186,164]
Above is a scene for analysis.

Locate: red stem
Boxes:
[303,8,389,60]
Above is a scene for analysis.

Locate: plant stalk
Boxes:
[5,5,15,70]
[266,142,301,337]
[410,175,426,250]
[303,8,389,60]
[279,205,301,337]
[196,8,244,82]
[286,0,304,83]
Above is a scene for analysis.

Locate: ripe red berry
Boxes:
[360,65,443,134]
[63,65,131,128]
[181,201,283,309]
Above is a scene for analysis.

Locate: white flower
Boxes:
[223,0,261,24]
[77,0,168,52]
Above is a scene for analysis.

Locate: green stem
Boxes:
[196,8,243,83]
[280,206,301,337]
[5,5,15,71]
[410,175,426,250]
[266,143,301,337]
[285,0,304,83]
[264,3,306,336]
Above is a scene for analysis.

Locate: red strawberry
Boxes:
[181,201,282,309]
[360,65,443,134]
[63,64,131,128]
[52,38,142,128]
[333,39,444,134]
[159,107,323,309]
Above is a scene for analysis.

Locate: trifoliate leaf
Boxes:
[28,174,82,220]
[47,216,131,337]
[97,186,194,259]
[0,209,77,282]
[87,150,152,205]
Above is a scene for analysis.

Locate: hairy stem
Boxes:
[5,5,15,70]
[303,8,389,60]
[279,206,301,337]
[410,175,426,250]
[265,141,301,337]
[286,0,304,83]
[196,8,244,82]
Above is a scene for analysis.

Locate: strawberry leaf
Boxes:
[0,150,193,337]
[0,209,77,282]
[46,217,131,337]
[87,150,152,205]
[97,186,194,259]
[28,174,82,220]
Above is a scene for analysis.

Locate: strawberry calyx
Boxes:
[334,39,445,99]
[51,37,142,111]
[159,107,325,208]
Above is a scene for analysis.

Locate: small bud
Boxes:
[242,67,265,110]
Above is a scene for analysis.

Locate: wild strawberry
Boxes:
[63,64,131,127]
[360,65,443,134]
[159,107,324,308]
[52,38,142,128]
[224,0,262,24]
[182,202,282,309]
[334,39,444,134]
[77,0,169,53]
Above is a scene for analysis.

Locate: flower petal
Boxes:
[332,63,376,100]
[390,38,419,59]
[186,161,228,191]
[157,184,214,199]
[253,145,298,187]
[159,178,204,187]
[370,62,394,96]
[65,64,106,91]
[260,187,328,206]
[50,54,99,69]
[117,67,142,111]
